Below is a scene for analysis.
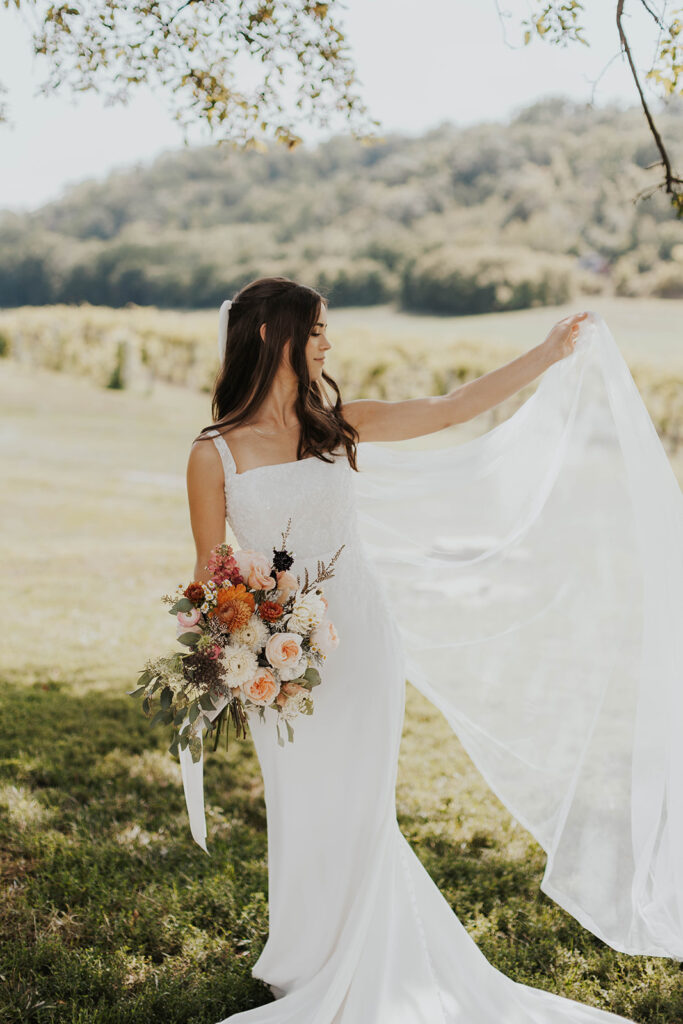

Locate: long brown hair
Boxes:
[194,276,360,470]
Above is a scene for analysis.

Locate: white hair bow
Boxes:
[217,299,232,362]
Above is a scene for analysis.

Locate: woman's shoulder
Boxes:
[191,424,243,449]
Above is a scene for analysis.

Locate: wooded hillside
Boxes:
[2,97,681,312]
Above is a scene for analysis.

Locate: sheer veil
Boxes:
[351,311,683,959]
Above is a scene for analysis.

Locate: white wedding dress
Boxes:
[180,312,683,1022]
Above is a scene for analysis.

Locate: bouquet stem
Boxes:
[212,697,249,751]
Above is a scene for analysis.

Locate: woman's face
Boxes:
[305,303,332,380]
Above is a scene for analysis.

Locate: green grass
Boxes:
[2,333,683,1023]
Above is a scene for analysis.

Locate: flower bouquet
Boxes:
[128,520,343,762]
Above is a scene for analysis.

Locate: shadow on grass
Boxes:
[1,673,682,1024]
[399,821,683,1024]
[0,672,274,1024]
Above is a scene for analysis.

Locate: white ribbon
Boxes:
[217,299,232,363]
[178,695,229,853]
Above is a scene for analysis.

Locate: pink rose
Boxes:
[275,569,298,600]
[242,669,279,706]
[177,607,201,628]
[234,549,276,592]
[265,632,303,670]
[310,618,339,656]
[176,607,202,638]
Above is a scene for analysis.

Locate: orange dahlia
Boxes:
[184,582,206,605]
[209,583,255,632]
[258,600,284,622]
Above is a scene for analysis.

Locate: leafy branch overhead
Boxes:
[518,0,683,217]
[0,0,380,149]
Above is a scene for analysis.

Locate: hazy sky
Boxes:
[0,1,660,212]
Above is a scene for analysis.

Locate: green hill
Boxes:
[1,96,682,312]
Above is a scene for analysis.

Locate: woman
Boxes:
[183,276,681,1022]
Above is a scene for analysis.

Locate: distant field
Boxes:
[1,306,683,1022]
[2,297,683,387]
[331,296,683,370]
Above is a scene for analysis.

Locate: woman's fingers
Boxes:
[548,311,590,361]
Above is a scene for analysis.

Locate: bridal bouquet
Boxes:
[128,520,343,760]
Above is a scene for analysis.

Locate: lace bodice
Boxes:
[205,429,362,566]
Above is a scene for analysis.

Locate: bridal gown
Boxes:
[180,312,683,1022]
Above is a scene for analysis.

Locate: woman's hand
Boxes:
[543,311,589,364]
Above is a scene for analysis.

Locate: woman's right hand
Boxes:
[543,311,589,363]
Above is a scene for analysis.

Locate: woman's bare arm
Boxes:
[186,439,226,582]
[342,312,587,444]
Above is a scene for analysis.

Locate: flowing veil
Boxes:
[351,311,683,960]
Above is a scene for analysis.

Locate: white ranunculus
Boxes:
[220,644,259,687]
[279,689,313,721]
[278,654,308,681]
[285,591,326,633]
[230,613,270,652]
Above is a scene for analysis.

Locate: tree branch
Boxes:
[616,0,683,214]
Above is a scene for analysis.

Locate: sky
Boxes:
[0,0,664,212]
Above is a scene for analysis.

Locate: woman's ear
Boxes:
[259,322,267,342]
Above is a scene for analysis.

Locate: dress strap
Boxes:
[206,428,237,480]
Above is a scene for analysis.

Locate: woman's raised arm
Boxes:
[342,311,588,444]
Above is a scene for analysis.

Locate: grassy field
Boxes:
[1,307,683,1022]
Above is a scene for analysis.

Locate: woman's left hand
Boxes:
[543,311,589,363]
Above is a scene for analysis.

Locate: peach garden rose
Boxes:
[275,569,298,600]
[242,668,280,706]
[310,619,339,657]
[265,631,303,670]
[234,549,277,592]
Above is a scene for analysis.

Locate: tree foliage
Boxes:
[0,0,379,149]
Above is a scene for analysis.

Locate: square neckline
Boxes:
[208,428,324,478]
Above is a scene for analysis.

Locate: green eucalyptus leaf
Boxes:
[177,631,201,647]
[304,666,321,687]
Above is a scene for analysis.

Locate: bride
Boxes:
[182,276,682,1023]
